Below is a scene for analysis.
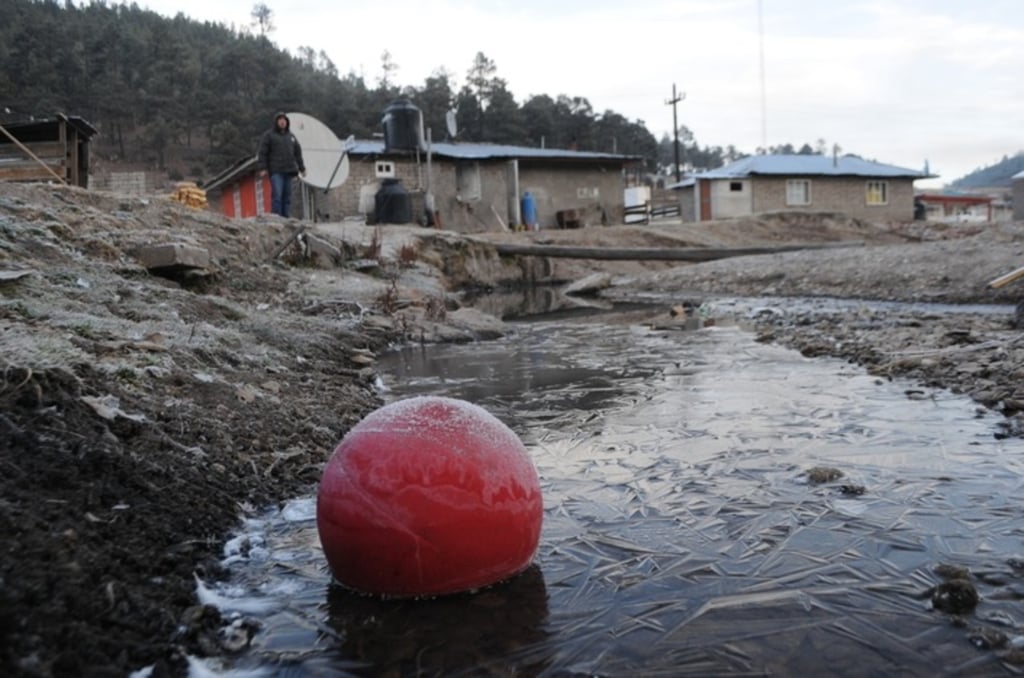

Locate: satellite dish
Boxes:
[288,112,349,190]
[445,109,458,139]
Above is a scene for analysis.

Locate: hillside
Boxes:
[0,0,659,182]
[949,152,1024,189]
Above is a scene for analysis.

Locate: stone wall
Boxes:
[89,171,159,194]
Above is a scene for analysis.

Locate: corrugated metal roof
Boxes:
[1,114,99,139]
[202,155,257,192]
[665,177,695,190]
[685,154,932,180]
[348,140,637,162]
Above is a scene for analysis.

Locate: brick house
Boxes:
[668,154,933,222]
[204,141,640,231]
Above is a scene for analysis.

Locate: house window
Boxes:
[786,179,811,206]
[866,181,889,205]
[729,181,743,192]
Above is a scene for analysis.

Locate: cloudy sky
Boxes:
[140,0,1024,188]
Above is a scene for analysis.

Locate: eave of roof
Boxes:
[916,192,993,204]
[1,114,98,139]
[202,155,258,192]
[665,177,695,190]
[348,140,638,162]
[691,154,934,180]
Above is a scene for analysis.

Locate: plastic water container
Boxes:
[375,179,412,224]
[521,191,537,230]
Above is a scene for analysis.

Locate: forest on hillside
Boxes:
[10,0,1016,189]
[951,153,1024,190]
[0,0,781,181]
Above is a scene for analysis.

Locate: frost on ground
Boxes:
[1,182,1023,675]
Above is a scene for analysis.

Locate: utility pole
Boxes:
[666,83,685,182]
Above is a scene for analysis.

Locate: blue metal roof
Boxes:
[680,154,932,181]
[347,139,637,162]
[665,177,695,190]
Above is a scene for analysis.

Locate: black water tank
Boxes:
[382,99,423,152]
[375,179,412,224]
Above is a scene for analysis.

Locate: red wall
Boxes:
[219,173,271,218]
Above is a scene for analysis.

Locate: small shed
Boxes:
[0,114,97,187]
[915,192,993,222]
[202,156,272,218]
[1014,170,1024,221]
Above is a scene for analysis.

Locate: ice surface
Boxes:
[215,320,1024,675]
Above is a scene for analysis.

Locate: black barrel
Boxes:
[374,179,412,224]
[382,99,423,152]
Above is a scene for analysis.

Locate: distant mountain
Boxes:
[949,153,1024,189]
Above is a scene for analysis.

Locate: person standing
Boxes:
[257,112,305,217]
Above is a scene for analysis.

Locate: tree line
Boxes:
[1,0,837,182]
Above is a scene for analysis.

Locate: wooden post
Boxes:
[988,265,1024,289]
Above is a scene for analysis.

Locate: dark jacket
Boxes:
[257,112,305,175]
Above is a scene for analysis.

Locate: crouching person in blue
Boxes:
[258,112,306,217]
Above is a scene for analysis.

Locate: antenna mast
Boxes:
[758,0,768,151]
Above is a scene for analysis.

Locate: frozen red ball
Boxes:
[316,396,543,597]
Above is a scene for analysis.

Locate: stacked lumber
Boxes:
[170,182,207,209]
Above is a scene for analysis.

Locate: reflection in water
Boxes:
[383,329,661,418]
[462,286,615,320]
[320,565,550,676]
[217,320,1024,676]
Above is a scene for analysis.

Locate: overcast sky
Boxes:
[140,0,1024,188]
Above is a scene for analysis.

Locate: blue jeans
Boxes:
[269,173,293,217]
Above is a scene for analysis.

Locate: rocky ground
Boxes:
[1,183,1023,676]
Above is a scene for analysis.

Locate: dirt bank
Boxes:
[0,184,507,676]
[2,183,1023,676]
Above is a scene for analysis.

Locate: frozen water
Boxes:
[209,319,1024,675]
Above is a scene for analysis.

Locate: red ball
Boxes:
[316,396,543,597]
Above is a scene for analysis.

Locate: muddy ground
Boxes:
[1,183,1022,676]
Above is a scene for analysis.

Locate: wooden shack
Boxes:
[0,114,97,187]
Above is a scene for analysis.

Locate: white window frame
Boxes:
[786,179,811,206]
[866,180,889,205]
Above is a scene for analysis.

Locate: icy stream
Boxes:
[197,318,1024,676]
